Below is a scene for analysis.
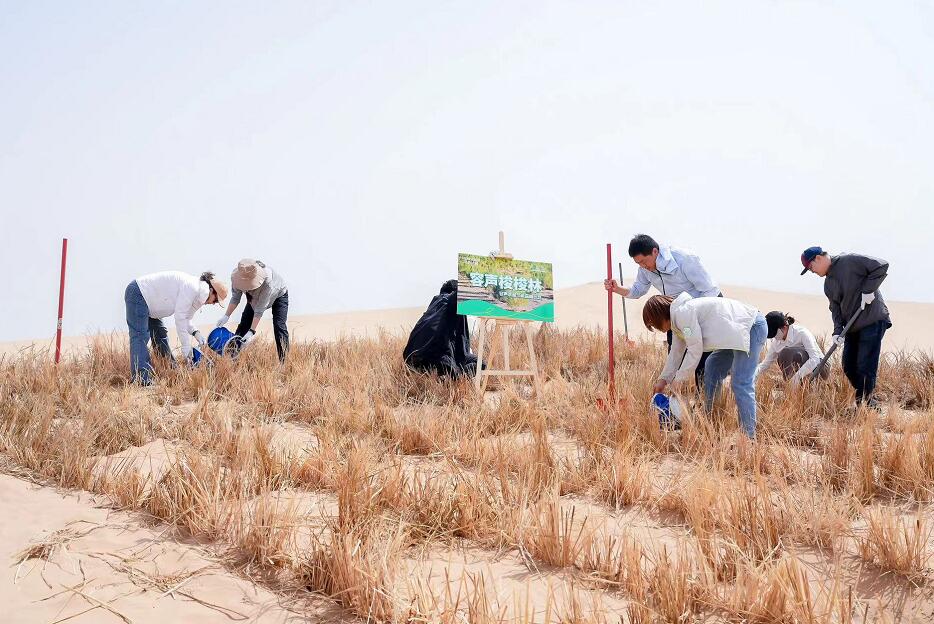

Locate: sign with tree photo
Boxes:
[456,253,555,322]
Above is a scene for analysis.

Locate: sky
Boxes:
[1,1,932,342]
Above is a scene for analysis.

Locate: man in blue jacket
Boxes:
[605,234,722,387]
[800,246,892,409]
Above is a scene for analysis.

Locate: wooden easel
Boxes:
[473,232,544,396]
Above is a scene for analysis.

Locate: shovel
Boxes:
[618,261,634,345]
[597,243,628,413]
[811,307,862,380]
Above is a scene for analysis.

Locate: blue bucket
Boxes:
[208,327,235,354]
[651,393,682,430]
[208,327,244,357]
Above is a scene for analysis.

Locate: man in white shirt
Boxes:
[605,234,722,387]
[755,311,827,386]
[124,271,228,385]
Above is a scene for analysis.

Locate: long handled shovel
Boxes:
[811,307,862,380]
[618,261,634,345]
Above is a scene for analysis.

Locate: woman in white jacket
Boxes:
[755,311,828,386]
[124,271,228,385]
[644,292,767,438]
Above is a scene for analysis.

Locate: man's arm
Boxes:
[626,268,651,299]
[679,252,720,297]
[247,288,273,331]
[858,255,889,293]
[829,299,844,336]
[824,280,845,336]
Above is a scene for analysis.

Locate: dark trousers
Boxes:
[778,347,829,380]
[841,320,888,404]
[667,330,711,388]
[235,291,290,362]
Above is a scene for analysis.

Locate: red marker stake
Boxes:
[606,243,614,399]
[54,238,68,364]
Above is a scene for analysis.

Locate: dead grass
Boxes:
[1,332,933,622]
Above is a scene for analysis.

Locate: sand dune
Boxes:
[5,281,932,357]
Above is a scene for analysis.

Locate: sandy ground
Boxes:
[5,281,932,358]
[0,471,341,623]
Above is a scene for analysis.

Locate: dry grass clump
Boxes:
[1,330,933,622]
[858,508,933,583]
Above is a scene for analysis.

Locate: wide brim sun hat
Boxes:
[231,258,267,291]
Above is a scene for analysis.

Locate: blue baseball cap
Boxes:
[800,246,823,275]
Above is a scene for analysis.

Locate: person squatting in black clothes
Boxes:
[403,280,478,378]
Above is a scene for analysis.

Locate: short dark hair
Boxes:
[642,295,674,332]
[628,234,659,258]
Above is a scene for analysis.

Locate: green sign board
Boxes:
[456,253,554,322]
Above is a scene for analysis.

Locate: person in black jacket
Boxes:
[403,280,478,378]
[800,246,892,408]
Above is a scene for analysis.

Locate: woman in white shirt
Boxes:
[644,292,767,439]
[755,311,827,386]
[124,271,229,385]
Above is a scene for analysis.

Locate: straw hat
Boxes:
[209,277,229,303]
[201,272,229,304]
[231,258,267,291]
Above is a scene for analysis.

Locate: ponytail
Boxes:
[200,271,215,283]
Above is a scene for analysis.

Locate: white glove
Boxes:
[193,330,207,347]
[216,314,230,328]
[240,330,255,346]
[861,292,875,309]
[832,335,845,348]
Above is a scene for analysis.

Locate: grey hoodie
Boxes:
[823,253,892,335]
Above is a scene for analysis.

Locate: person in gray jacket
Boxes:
[800,246,892,408]
[217,259,290,362]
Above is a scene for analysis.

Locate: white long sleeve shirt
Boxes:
[755,323,824,385]
[135,271,210,356]
[660,292,760,383]
[627,245,720,300]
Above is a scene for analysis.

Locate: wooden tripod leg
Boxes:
[481,319,498,392]
[474,318,487,393]
[525,323,542,397]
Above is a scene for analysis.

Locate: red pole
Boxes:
[606,243,615,398]
[54,238,68,364]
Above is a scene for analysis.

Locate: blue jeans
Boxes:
[124,281,173,384]
[842,320,889,404]
[703,314,767,438]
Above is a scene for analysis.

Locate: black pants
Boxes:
[235,291,290,362]
[779,347,829,380]
[841,320,888,404]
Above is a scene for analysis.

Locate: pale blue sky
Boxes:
[2,1,932,341]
